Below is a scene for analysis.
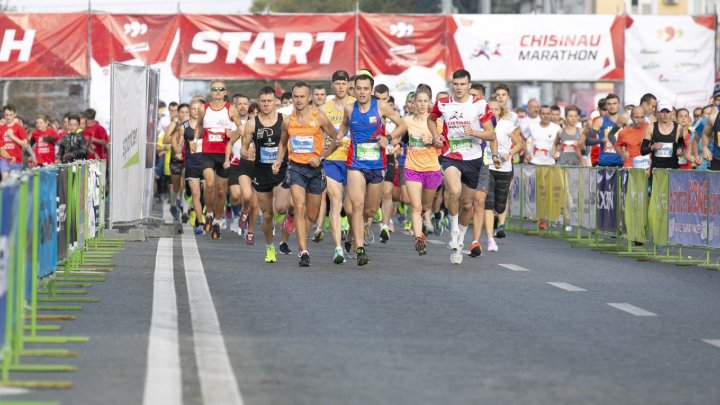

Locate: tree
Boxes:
[250,0,440,13]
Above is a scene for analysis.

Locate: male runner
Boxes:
[427,69,495,265]
[639,93,658,124]
[584,93,628,168]
[320,70,355,264]
[273,81,338,267]
[338,74,406,266]
[194,80,244,240]
[312,86,327,108]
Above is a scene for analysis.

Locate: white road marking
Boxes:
[702,339,720,349]
[143,238,182,405]
[182,228,244,405]
[498,263,530,272]
[426,239,445,245]
[607,303,657,317]
[0,387,30,395]
[547,282,586,292]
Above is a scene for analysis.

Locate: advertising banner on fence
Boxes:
[667,170,707,247]
[359,14,448,103]
[0,13,88,78]
[709,172,720,249]
[580,167,596,229]
[522,165,536,218]
[565,168,580,227]
[624,169,648,243]
[86,164,98,240]
[648,170,669,246]
[25,176,35,300]
[178,14,355,80]
[90,14,180,127]
[510,165,521,218]
[448,15,624,81]
[110,63,149,226]
[57,168,69,260]
[39,170,57,279]
[625,16,715,108]
[0,182,18,353]
[597,169,618,233]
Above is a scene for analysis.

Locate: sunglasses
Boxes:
[210,87,225,92]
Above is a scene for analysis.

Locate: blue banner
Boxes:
[0,182,19,352]
[709,172,720,249]
[39,169,58,279]
[25,176,35,301]
[78,165,86,250]
[668,170,707,247]
[597,169,617,233]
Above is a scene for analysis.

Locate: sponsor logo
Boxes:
[123,21,148,38]
[675,48,699,54]
[640,48,660,54]
[188,31,346,65]
[656,26,683,42]
[389,22,413,38]
[675,62,702,70]
[642,62,659,70]
[448,111,465,121]
[0,29,35,62]
[470,41,501,60]
[389,44,416,56]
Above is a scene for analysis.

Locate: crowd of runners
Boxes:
[4,67,720,267]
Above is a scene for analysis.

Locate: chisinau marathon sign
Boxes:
[668,171,708,247]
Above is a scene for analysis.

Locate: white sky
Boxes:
[3,0,252,13]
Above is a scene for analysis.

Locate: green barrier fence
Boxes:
[0,160,125,390]
[508,164,720,269]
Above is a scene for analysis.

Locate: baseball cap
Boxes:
[657,100,673,112]
[332,70,349,82]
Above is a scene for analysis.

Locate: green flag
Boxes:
[625,169,648,243]
[648,170,668,246]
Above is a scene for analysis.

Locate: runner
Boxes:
[273,81,338,267]
[482,100,522,253]
[163,104,189,220]
[675,108,694,170]
[56,114,87,164]
[225,108,259,244]
[594,94,628,168]
[337,73,407,266]
[427,69,495,265]
[227,87,289,259]
[641,100,692,171]
[194,80,245,240]
[552,106,583,166]
[30,115,60,166]
[615,106,649,169]
[83,108,109,161]
[404,84,443,255]
[639,93,658,124]
[492,83,513,239]
[312,85,327,108]
[229,93,253,235]
[523,105,559,166]
[0,104,27,177]
[375,84,397,243]
[176,100,206,234]
[320,70,355,264]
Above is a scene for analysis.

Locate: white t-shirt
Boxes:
[519,115,540,139]
[431,96,494,161]
[490,111,519,173]
[528,121,560,166]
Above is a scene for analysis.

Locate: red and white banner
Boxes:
[90,14,180,126]
[447,15,625,81]
[178,15,355,80]
[0,13,88,78]
[625,16,715,108]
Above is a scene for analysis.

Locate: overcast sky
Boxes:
[3,0,252,13]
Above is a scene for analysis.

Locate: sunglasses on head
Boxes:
[211,87,225,92]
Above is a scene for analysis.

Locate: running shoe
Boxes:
[356,247,369,266]
[284,213,296,234]
[203,215,213,233]
[230,216,240,234]
[373,208,382,223]
[181,212,189,223]
[189,209,197,228]
[193,226,204,235]
[450,244,464,265]
[397,203,407,217]
[333,247,346,264]
[239,209,249,231]
[299,251,310,267]
[312,228,324,243]
[495,224,506,239]
[265,246,277,263]
[415,236,427,256]
[469,241,482,257]
[487,237,498,252]
[447,230,460,250]
[340,216,350,233]
[169,204,179,220]
[364,223,375,245]
[279,242,292,255]
[379,225,390,243]
[246,232,255,246]
[323,217,331,232]
[403,219,412,235]
[211,224,221,240]
[274,212,285,225]
[219,217,227,230]
[344,241,356,258]
[432,217,442,236]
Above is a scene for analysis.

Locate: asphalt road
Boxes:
[5,219,720,405]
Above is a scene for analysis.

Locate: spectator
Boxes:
[83,108,109,160]
[57,114,87,163]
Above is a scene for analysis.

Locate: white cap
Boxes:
[590,110,601,120]
[657,100,673,112]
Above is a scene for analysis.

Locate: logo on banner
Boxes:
[0,29,36,62]
[389,23,413,38]
[124,21,148,38]
[656,26,682,42]
[471,41,502,60]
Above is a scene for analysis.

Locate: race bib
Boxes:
[208,132,224,142]
[654,142,673,158]
[562,141,576,153]
[534,147,549,157]
[449,137,472,153]
[260,146,278,164]
[39,145,50,154]
[357,143,381,161]
[291,136,314,154]
[632,155,651,169]
[408,134,425,150]
[194,139,202,153]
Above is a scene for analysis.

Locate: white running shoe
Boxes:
[450,244,464,265]
[447,230,460,250]
[219,217,227,230]
[487,238,498,252]
[230,216,239,234]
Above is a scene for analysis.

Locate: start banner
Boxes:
[178,14,355,80]
[447,14,624,81]
[0,13,88,78]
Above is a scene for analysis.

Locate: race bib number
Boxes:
[260,146,278,164]
[449,137,472,153]
[291,136,314,154]
[408,134,425,150]
[39,146,50,154]
[357,143,381,161]
[632,155,651,169]
[534,147,549,157]
[208,132,224,142]
[562,141,576,153]
[654,142,673,158]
